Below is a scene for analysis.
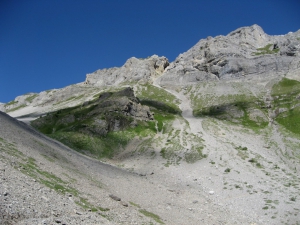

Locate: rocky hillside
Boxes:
[31,87,158,158]
[1,25,300,225]
[157,24,300,85]
[84,55,169,86]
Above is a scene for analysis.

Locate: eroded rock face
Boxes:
[157,24,300,85]
[83,25,300,87]
[84,55,169,86]
[31,87,154,136]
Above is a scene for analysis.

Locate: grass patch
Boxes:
[19,159,79,196]
[193,93,268,130]
[75,197,99,211]
[32,87,178,160]
[253,44,279,55]
[272,78,300,135]
[129,201,141,208]
[140,99,180,114]
[202,103,267,129]
[41,154,55,162]
[137,84,181,113]
[54,94,85,106]
[7,104,26,112]
[139,209,164,224]
[5,100,18,106]
[224,168,231,173]
[272,78,300,96]
[236,146,247,151]
[25,93,38,103]
[236,146,249,160]
[185,146,207,163]
[0,135,105,212]
[275,107,300,134]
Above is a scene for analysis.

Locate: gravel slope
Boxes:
[0,111,253,225]
[1,90,300,225]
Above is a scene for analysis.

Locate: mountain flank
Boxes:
[1,24,300,225]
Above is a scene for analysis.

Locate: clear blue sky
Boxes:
[1,0,299,103]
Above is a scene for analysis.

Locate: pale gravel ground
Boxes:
[1,81,300,224]
[0,111,253,225]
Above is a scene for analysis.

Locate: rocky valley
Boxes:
[1,25,300,225]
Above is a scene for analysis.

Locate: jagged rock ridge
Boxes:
[84,55,169,86]
[81,24,300,87]
[157,24,300,85]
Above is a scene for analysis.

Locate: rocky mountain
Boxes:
[1,25,300,225]
[157,24,300,85]
[84,55,169,86]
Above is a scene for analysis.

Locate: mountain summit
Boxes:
[158,24,300,85]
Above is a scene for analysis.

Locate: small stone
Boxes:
[41,196,49,202]
[109,194,121,201]
[55,219,61,223]
[3,192,8,196]
[74,210,82,215]
[209,191,214,195]
[120,201,128,207]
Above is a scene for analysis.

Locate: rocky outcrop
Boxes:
[31,87,154,136]
[83,25,300,87]
[157,24,300,85]
[84,55,169,86]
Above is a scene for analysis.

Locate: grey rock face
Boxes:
[31,87,154,137]
[84,55,169,86]
[157,24,300,85]
[83,25,300,87]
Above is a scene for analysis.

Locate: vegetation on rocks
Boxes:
[253,43,280,55]
[272,78,300,135]
[136,84,181,114]
[31,87,180,160]
[187,81,269,130]
[2,25,300,225]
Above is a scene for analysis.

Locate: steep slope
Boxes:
[0,111,259,225]
[1,24,300,225]
[0,84,102,121]
[28,80,300,224]
[31,87,156,158]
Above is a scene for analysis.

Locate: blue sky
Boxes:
[0,0,299,103]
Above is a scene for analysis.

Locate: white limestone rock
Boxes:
[157,24,300,86]
[84,55,169,86]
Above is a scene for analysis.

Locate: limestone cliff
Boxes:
[84,55,169,86]
[157,24,300,85]
[83,25,300,87]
